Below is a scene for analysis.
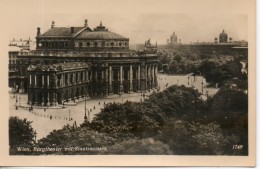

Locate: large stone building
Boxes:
[165,30,248,56]
[8,38,36,92]
[16,20,158,106]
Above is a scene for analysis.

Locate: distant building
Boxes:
[164,29,247,56]
[219,30,228,43]
[170,32,178,44]
[8,38,36,92]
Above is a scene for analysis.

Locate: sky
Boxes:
[1,0,250,45]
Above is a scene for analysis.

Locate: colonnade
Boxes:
[28,62,158,106]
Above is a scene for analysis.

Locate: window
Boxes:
[79,42,82,48]
[86,42,90,47]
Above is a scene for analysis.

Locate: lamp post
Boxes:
[84,95,87,121]
[201,78,204,94]
[15,95,18,110]
[34,130,37,142]
[69,109,71,121]
[19,97,21,107]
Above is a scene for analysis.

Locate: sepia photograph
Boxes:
[0,0,256,167]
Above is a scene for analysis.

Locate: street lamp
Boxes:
[15,95,18,110]
[19,97,21,107]
[69,109,71,121]
[201,78,204,94]
[34,130,37,142]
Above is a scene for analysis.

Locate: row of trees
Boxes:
[158,48,247,87]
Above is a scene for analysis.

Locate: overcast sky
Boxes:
[1,0,250,44]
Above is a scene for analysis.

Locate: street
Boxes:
[9,74,219,140]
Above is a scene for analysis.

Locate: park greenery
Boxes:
[10,83,248,155]
[158,47,247,87]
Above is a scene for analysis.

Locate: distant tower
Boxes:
[84,19,88,27]
[219,30,228,43]
[214,37,218,43]
[229,37,233,43]
[51,21,55,28]
[170,32,178,45]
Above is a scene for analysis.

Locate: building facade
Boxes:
[16,20,158,106]
[8,38,36,92]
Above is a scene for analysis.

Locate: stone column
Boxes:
[101,70,104,82]
[90,71,92,81]
[34,75,37,86]
[61,74,63,87]
[42,75,45,87]
[47,75,50,87]
[109,66,113,95]
[140,63,147,91]
[47,92,50,106]
[86,70,89,82]
[138,65,141,91]
[34,92,38,105]
[67,73,70,85]
[119,65,123,94]
[95,71,98,82]
[29,75,32,85]
[129,65,133,93]
[53,92,57,106]
[41,92,44,106]
[83,71,85,82]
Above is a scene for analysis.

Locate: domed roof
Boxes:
[77,31,128,40]
[76,22,128,40]
[220,30,227,36]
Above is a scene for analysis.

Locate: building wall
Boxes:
[26,57,158,106]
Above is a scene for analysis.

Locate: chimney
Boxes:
[37,27,41,36]
[51,21,55,28]
[84,19,88,27]
[71,27,75,34]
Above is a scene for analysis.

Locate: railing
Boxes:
[17,50,155,58]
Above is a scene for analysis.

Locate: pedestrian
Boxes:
[50,115,52,120]
[94,106,95,109]
[99,102,100,105]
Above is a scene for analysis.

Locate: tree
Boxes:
[9,117,35,147]
[91,102,162,138]
[9,116,35,154]
[108,138,172,155]
[158,119,231,155]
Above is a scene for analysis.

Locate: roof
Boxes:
[41,27,85,37]
[9,46,22,52]
[27,62,89,72]
[220,30,227,36]
[76,31,128,40]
